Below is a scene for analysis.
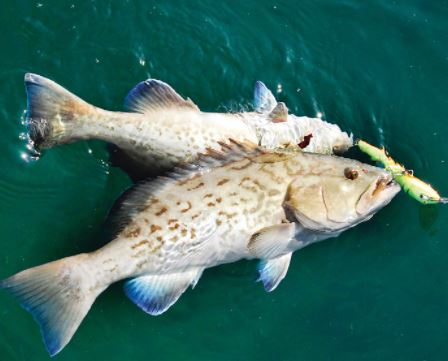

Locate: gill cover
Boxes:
[284,173,376,232]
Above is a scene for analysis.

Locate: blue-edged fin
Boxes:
[257,253,292,292]
[253,81,277,113]
[248,223,296,259]
[124,268,203,316]
[124,79,199,113]
[0,254,105,357]
[25,73,96,149]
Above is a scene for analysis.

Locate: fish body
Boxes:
[26,74,352,178]
[1,143,399,356]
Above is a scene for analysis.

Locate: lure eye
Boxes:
[344,167,359,180]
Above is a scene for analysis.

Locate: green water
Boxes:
[0,1,447,360]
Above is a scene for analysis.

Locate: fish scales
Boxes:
[87,148,391,282]
[24,74,353,180]
[0,143,399,356]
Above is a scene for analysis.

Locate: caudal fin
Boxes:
[25,73,96,149]
[0,254,106,356]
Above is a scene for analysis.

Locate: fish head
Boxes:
[285,159,400,233]
[331,132,353,155]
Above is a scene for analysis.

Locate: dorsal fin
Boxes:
[269,102,288,123]
[124,79,199,113]
[112,140,263,231]
[254,81,277,113]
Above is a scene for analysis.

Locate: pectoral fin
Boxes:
[125,79,199,113]
[257,253,292,292]
[248,223,295,259]
[254,81,277,113]
[124,268,203,316]
[269,102,288,123]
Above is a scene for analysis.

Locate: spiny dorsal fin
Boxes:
[254,81,277,113]
[124,79,199,113]
[112,139,263,231]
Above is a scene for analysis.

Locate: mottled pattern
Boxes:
[87,144,398,286]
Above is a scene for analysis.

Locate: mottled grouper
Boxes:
[0,141,399,356]
[25,73,352,178]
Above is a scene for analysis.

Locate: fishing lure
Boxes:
[357,140,447,205]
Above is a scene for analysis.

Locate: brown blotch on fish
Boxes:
[155,207,168,216]
[219,210,238,219]
[217,178,230,186]
[188,182,204,191]
[150,224,162,234]
[178,173,201,186]
[181,229,188,236]
[168,219,178,224]
[231,160,252,170]
[169,223,180,231]
[181,201,192,213]
[216,197,222,203]
[131,239,149,249]
[204,193,213,198]
[125,227,141,238]
[207,202,215,207]
[156,236,163,242]
[216,219,222,226]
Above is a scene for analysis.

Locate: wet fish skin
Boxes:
[25,73,353,177]
[0,142,399,356]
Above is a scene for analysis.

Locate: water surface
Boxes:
[0,1,447,360]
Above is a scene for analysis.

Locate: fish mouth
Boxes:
[332,144,349,155]
[357,173,400,216]
[372,174,396,196]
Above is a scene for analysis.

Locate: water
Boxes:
[0,1,447,360]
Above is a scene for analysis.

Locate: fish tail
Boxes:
[25,73,98,149]
[0,253,106,356]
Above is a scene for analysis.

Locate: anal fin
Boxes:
[124,268,203,316]
[257,253,292,292]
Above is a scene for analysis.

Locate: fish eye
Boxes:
[344,167,359,180]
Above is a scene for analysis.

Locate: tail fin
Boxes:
[25,73,96,149]
[0,254,106,356]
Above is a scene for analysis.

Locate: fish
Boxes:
[25,74,353,179]
[0,141,399,356]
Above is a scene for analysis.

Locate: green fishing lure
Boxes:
[357,140,447,205]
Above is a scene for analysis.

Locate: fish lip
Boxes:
[356,173,400,216]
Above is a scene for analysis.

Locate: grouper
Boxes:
[0,141,399,356]
[25,74,353,178]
